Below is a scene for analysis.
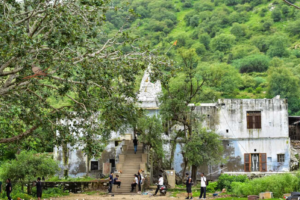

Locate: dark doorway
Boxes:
[91,161,98,170]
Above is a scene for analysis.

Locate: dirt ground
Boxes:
[47,192,184,200]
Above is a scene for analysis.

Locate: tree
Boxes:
[232,54,270,73]
[211,34,236,52]
[137,115,164,158]
[0,0,168,148]
[271,8,282,22]
[230,23,247,39]
[158,48,226,181]
[267,66,300,99]
[184,126,224,177]
[0,151,58,194]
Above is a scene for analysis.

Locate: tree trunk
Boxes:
[169,137,177,169]
[62,143,69,178]
[191,165,197,182]
[181,158,188,183]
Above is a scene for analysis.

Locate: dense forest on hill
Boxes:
[104,0,300,115]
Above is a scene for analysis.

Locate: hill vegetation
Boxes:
[105,0,300,115]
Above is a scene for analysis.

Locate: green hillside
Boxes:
[105,0,300,115]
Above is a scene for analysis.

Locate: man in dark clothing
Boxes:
[133,137,138,154]
[185,173,193,199]
[108,172,113,193]
[5,179,12,200]
[113,175,121,188]
[36,177,42,200]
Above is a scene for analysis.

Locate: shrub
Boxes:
[292,49,300,58]
[195,44,206,55]
[232,54,270,73]
[230,23,247,38]
[251,35,270,52]
[287,20,300,35]
[211,34,236,52]
[231,173,300,197]
[262,19,274,31]
[254,77,266,87]
[206,181,218,192]
[246,87,254,93]
[225,0,240,6]
[199,33,211,50]
[255,86,263,94]
[183,2,193,8]
[271,8,282,22]
[217,174,248,191]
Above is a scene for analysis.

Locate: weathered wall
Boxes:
[171,98,290,180]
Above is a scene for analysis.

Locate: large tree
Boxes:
[0,0,168,149]
[158,48,232,181]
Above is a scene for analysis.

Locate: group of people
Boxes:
[1,178,43,200]
[185,172,207,200]
[108,170,145,193]
[130,170,145,193]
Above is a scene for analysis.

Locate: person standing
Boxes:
[153,174,164,196]
[36,177,42,200]
[5,179,12,200]
[108,172,113,193]
[133,137,138,154]
[199,173,207,199]
[185,173,193,199]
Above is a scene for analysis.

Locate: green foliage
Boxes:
[206,181,218,193]
[199,33,211,50]
[217,174,248,192]
[231,173,300,197]
[137,115,164,158]
[194,43,206,55]
[271,8,282,22]
[0,151,58,185]
[232,54,270,73]
[225,0,240,6]
[184,125,224,167]
[211,34,236,52]
[287,20,300,35]
[230,23,247,39]
[267,66,300,99]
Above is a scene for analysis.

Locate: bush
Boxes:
[183,2,193,8]
[217,174,248,192]
[206,181,218,192]
[211,34,236,52]
[255,86,263,94]
[225,0,240,6]
[231,173,300,197]
[254,77,266,87]
[246,87,254,93]
[199,33,210,50]
[271,8,282,22]
[232,54,270,73]
[195,44,206,55]
[230,23,247,38]
[287,20,300,35]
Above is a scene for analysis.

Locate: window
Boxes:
[247,111,261,129]
[244,153,267,172]
[91,161,98,170]
[277,154,285,162]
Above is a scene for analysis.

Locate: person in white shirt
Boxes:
[199,173,207,199]
[154,174,164,196]
[130,174,139,192]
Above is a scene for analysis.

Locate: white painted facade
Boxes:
[54,68,291,177]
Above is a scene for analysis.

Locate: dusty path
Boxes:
[47,193,183,200]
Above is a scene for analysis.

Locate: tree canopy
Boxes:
[0,0,169,149]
